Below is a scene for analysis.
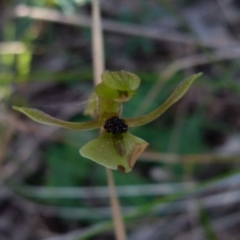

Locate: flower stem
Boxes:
[91,1,126,239]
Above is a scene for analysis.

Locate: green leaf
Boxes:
[102,70,140,91]
[80,131,148,173]
[125,73,202,127]
[12,106,102,130]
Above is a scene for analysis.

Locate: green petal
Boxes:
[102,70,140,91]
[12,106,102,130]
[80,132,148,173]
[125,73,202,127]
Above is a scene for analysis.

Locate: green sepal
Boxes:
[102,70,140,91]
[95,82,119,100]
[95,82,134,102]
[12,106,102,130]
[80,131,148,173]
[125,73,202,127]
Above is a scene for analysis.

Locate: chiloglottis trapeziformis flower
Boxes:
[13,70,202,173]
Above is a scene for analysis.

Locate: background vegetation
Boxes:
[1,0,240,239]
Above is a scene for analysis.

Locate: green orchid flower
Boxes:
[13,70,202,173]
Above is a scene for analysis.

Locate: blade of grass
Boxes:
[199,204,218,240]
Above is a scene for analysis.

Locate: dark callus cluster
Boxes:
[104,116,128,134]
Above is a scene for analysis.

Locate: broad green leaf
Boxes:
[12,106,102,130]
[80,131,148,173]
[102,70,140,91]
[125,73,202,127]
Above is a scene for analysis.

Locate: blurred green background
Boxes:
[1,0,240,239]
